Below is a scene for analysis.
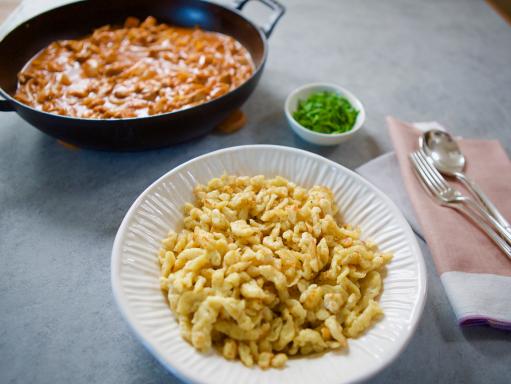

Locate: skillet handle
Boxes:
[235,0,285,38]
[0,97,14,112]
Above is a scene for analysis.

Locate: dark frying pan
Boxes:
[0,0,285,150]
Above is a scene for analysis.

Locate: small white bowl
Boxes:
[285,83,366,145]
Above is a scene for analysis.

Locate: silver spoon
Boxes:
[420,129,511,233]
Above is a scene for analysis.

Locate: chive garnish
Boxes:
[292,91,359,134]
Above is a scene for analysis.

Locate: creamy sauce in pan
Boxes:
[14,16,254,119]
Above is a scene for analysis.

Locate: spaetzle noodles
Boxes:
[159,175,392,369]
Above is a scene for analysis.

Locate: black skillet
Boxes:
[0,0,285,150]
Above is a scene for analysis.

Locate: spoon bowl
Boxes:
[419,130,465,175]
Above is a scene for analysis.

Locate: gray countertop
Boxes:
[1,0,510,383]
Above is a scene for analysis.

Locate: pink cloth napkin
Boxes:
[387,116,511,330]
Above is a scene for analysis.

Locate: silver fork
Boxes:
[414,150,511,246]
[410,151,511,259]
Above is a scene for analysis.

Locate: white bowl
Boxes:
[111,145,426,384]
[285,83,366,145]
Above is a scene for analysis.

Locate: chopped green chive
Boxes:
[292,91,359,134]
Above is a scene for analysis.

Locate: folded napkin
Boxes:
[387,117,511,330]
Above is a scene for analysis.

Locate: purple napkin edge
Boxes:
[459,316,511,331]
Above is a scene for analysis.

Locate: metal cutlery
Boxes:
[414,150,511,245]
[420,129,511,234]
[410,150,511,259]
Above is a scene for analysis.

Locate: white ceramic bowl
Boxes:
[285,83,366,145]
[111,145,426,384]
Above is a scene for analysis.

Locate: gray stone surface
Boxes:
[1,0,510,383]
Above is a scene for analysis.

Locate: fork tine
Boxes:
[412,152,443,195]
[415,151,447,194]
[414,152,439,191]
[417,150,451,191]
[410,152,443,199]
[409,153,432,194]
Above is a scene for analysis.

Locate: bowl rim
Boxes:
[111,144,427,384]
[284,82,366,138]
